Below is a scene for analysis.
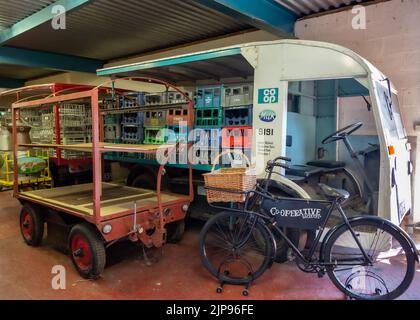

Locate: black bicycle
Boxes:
[199,156,419,300]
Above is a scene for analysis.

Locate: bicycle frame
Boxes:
[206,186,373,267]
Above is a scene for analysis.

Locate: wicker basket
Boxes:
[203,150,256,203]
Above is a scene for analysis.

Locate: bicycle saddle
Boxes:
[318,183,350,201]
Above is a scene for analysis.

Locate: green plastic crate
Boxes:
[194,108,223,127]
[143,127,167,144]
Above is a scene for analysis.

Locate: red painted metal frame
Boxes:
[11,78,195,247]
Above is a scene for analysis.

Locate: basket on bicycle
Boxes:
[203,150,256,203]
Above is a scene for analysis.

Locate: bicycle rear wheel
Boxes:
[324,218,416,300]
[199,211,274,285]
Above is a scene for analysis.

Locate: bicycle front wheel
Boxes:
[324,218,416,300]
[199,211,275,285]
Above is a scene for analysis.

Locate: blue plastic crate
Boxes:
[121,126,144,143]
[192,128,221,148]
[166,125,189,143]
[195,85,223,109]
[223,105,253,126]
[122,112,144,125]
[191,147,222,166]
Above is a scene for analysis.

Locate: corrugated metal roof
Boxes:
[0,0,55,29]
[4,0,252,60]
[275,0,372,16]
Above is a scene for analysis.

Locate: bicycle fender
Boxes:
[320,216,419,263]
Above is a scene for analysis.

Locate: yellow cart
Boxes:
[0,149,52,191]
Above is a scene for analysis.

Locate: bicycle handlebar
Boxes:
[266,156,291,171]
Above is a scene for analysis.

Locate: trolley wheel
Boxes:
[69,223,106,279]
[242,289,249,296]
[216,287,223,294]
[166,220,185,244]
[19,204,44,247]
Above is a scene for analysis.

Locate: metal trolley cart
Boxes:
[11,78,194,279]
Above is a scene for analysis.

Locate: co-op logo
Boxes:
[270,207,322,219]
[258,88,279,104]
[259,109,276,122]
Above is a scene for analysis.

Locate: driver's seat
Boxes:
[318,183,350,201]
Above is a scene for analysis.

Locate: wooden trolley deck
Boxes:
[20,182,188,217]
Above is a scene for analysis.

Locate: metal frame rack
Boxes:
[11,77,194,250]
[3,83,98,168]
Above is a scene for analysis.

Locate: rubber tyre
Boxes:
[323,218,416,300]
[20,204,44,247]
[166,220,185,244]
[199,211,274,285]
[69,223,106,279]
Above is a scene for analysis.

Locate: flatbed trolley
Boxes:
[11,78,194,278]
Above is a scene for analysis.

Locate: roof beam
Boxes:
[0,46,104,73]
[0,0,91,44]
[0,78,25,89]
[194,0,297,37]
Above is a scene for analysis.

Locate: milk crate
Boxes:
[166,144,189,165]
[143,127,167,144]
[104,124,121,141]
[194,108,223,127]
[122,126,144,143]
[195,85,223,109]
[166,91,191,104]
[122,112,144,125]
[104,114,122,125]
[144,110,167,127]
[61,135,88,145]
[166,125,189,143]
[101,97,120,110]
[191,147,222,166]
[144,92,166,106]
[121,92,146,108]
[223,105,253,126]
[222,84,253,107]
[221,126,253,149]
[192,128,221,148]
[166,106,189,125]
[221,148,252,167]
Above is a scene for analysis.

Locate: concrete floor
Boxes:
[0,190,419,300]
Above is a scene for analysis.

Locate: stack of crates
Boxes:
[122,112,144,144]
[20,109,42,143]
[221,84,254,166]
[143,110,167,144]
[193,85,223,166]
[166,106,189,144]
[121,92,145,108]
[104,114,122,143]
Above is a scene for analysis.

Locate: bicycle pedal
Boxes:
[317,269,326,278]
